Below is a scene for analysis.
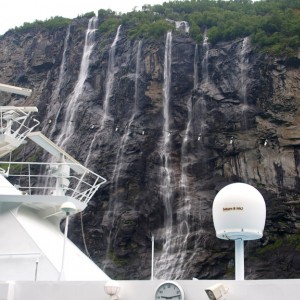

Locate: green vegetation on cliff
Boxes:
[10,0,300,57]
[100,0,300,57]
[13,16,72,32]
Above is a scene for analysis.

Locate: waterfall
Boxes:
[102,25,121,122]
[84,25,121,166]
[240,37,249,103]
[175,21,190,33]
[162,31,173,233]
[162,31,173,223]
[239,37,250,129]
[111,40,142,190]
[181,31,211,269]
[49,25,71,140]
[194,44,199,89]
[198,33,209,137]
[103,41,142,269]
[86,25,121,272]
[166,43,199,278]
[133,41,142,114]
[38,25,72,194]
[155,31,173,279]
[202,32,209,85]
[180,44,199,216]
[170,34,209,278]
[56,16,98,148]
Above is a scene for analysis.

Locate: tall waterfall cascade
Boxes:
[155,32,211,279]
[173,43,200,279]
[202,32,209,86]
[239,37,251,129]
[49,25,71,140]
[39,26,72,193]
[199,33,209,136]
[101,25,121,124]
[155,31,174,279]
[111,40,142,191]
[240,37,250,104]
[85,25,122,166]
[56,17,98,149]
[103,40,143,264]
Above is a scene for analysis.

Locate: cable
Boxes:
[80,211,91,258]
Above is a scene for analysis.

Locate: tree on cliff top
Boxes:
[10,0,300,57]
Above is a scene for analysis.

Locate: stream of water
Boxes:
[56,17,98,149]
[84,25,121,167]
[156,34,209,279]
[155,31,174,279]
[49,25,71,140]
[111,40,142,190]
[240,37,250,129]
[171,43,200,278]
[39,25,72,194]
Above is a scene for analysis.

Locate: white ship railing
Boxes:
[0,161,106,204]
[0,107,39,158]
[0,106,39,140]
[0,106,107,206]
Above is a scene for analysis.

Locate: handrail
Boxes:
[0,107,107,205]
[0,106,40,155]
[0,161,106,204]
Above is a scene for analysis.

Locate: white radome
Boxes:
[212,182,266,240]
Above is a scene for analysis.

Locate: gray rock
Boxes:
[0,17,300,280]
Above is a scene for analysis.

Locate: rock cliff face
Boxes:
[0,16,300,280]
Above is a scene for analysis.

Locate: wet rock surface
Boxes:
[0,17,300,280]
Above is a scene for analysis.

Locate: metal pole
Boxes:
[34,258,39,281]
[59,213,69,280]
[151,235,154,280]
[235,238,244,280]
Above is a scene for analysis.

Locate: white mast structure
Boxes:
[0,83,109,281]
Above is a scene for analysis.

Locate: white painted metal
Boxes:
[0,106,37,113]
[59,212,69,280]
[213,183,266,281]
[0,194,86,216]
[235,239,244,281]
[0,160,102,206]
[0,168,108,281]
[0,83,32,96]
[0,208,58,280]
[212,182,266,240]
[0,204,110,281]
[0,279,297,300]
[151,236,154,281]
[0,106,39,157]
[0,102,109,282]
[27,131,88,174]
[0,175,22,195]
[59,205,76,281]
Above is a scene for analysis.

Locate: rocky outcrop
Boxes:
[0,16,300,280]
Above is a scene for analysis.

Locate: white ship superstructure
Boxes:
[0,83,109,282]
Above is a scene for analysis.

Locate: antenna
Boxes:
[212,183,266,280]
[151,235,154,280]
[59,202,77,280]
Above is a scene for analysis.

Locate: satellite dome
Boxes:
[212,183,266,240]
